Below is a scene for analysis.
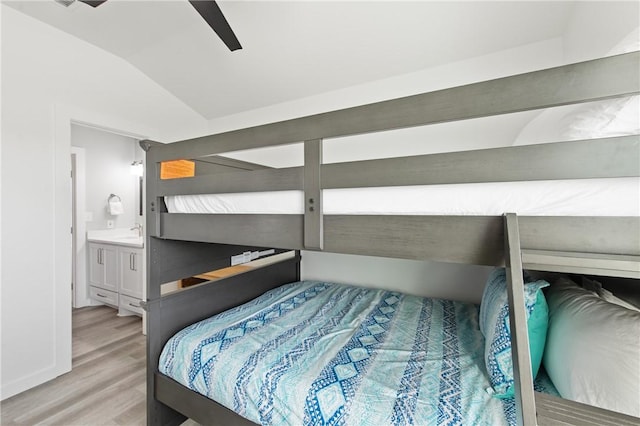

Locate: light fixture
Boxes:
[130,161,144,177]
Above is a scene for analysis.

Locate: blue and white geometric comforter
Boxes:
[159,281,556,425]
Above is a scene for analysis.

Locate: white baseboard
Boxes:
[0,364,69,401]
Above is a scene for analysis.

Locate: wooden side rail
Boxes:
[152,137,639,197]
[147,52,639,162]
[156,214,640,270]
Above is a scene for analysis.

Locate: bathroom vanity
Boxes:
[87,230,144,316]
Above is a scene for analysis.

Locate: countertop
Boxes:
[87,229,144,248]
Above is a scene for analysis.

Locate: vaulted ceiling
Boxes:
[5,1,576,120]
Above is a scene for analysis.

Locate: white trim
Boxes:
[0,365,61,400]
[52,105,73,391]
[71,146,90,308]
[71,120,147,141]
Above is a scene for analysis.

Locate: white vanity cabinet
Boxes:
[89,243,118,292]
[88,241,144,316]
[118,247,144,317]
[119,247,143,299]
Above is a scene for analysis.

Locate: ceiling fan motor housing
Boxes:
[54,0,76,7]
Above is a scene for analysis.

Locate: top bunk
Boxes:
[144,51,640,277]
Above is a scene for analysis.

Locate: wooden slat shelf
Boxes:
[193,265,253,281]
[179,251,297,289]
[179,265,253,288]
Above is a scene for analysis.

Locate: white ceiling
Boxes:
[4,1,576,120]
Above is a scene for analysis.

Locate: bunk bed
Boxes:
[143,51,640,426]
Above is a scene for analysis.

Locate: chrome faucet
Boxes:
[130,223,143,237]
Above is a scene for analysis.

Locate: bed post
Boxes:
[504,213,537,425]
[304,139,323,250]
[140,140,164,239]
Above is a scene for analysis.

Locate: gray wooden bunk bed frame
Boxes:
[143,51,640,426]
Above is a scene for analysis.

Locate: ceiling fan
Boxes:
[59,0,242,51]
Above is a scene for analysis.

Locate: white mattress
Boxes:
[165,178,640,216]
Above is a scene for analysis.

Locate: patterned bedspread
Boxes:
[159,281,557,425]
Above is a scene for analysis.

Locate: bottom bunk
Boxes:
[155,279,558,426]
[149,269,640,426]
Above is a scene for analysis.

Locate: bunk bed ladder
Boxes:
[504,213,537,426]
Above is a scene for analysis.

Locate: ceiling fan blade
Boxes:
[78,0,108,7]
[188,0,242,51]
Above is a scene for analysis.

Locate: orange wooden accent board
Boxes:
[160,160,195,179]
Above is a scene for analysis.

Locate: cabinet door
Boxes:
[102,245,118,292]
[88,244,104,287]
[119,248,143,299]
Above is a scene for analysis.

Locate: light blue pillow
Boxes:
[479,268,549,399]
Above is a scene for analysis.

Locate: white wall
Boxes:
[563,1,639,63]
[71,124,141,231]
[513,3,639,147]
[206,38,564,137]
[0,5,208,399]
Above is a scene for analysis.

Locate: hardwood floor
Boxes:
[1,306,146,426]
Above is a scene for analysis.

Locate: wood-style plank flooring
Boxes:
[1,306,146,426]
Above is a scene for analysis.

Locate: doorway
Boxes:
[69,123,145,310]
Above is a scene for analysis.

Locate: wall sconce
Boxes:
[130,160,144,177]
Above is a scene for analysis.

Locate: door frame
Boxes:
[70,146,89,308]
